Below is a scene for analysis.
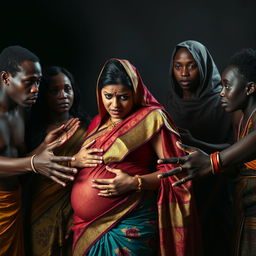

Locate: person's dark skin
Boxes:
[42,71,103,168]
[45,72,74,131]
[173,47,233,152]
[173,47,200,99]
[0,60,78,189]
[158,65,256,185]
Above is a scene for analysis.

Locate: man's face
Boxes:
[6,60,42,107]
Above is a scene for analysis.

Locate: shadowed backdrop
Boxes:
[1,0,255,116]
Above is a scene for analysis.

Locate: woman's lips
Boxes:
[110,109,121,115]
[179,80,191,86]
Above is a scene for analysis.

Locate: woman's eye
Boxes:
[105,94,112,99]
[188,64,197,70]
[174,65,181,70]
[120,95,128,100]
[65,86,72,93]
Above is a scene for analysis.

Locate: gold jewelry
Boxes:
[107,118,122,130]
[30,154,38,173]
[135,175,142,192]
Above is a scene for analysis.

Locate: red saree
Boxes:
[71,59,200,255]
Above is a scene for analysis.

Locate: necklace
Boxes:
[237,107,256,140]
[107,118,122,130]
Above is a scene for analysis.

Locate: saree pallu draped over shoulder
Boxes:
[72,107,199,256]
[72,58,200,256]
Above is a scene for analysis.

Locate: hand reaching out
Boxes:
[43,118,80,149]
[157,141,212,186]
[33,140,77,187]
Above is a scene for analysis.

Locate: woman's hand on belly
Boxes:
[72,140,103,168]
[91,166,138,197]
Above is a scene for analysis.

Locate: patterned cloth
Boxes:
[234,113,256,256]
[72,59,200,256]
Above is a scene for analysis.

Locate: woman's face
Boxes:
[45,72,74,114]
[220,66,247,112]
[101,84,134,123]
[172,48,200,94]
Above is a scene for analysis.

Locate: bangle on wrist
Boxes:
[30,154,38,173]
[210,152,222,175]
[135,175,142,192]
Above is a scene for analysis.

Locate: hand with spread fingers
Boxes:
[72,140,103,168]
[157,141,212,186]
[43,117,81,148]
[33,140,77,187]
[91,166,137,197]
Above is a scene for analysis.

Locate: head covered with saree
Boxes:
[72,58,200,256]
[87,58,163,133]
[167,40,232,143]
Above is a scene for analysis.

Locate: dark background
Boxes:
[1,0,256,116]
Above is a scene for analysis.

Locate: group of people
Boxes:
[0,40,255,256]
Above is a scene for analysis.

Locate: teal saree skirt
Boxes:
[87,194,158,256]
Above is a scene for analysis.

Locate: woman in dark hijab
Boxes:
[167,40,234,256]
[168,40,233,143]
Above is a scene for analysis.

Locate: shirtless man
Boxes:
[0,46,77,255]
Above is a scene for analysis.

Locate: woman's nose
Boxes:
[58,90,68,99]
[181,67,189,76]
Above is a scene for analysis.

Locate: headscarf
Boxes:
[167,40,233,143]
[87,58,174,134]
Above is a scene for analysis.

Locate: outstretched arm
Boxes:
[158,130,256,185]
[0,141,77,186]
[0,118,82,186]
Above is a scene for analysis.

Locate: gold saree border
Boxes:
[158,202,191,228]
[73,192,143,256]
[103,109,165,163]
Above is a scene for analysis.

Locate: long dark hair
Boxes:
[31,66,90,126]
[25,66,90,151]
[98,59,133,90]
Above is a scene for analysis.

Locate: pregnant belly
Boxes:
[71,165,127,222]
[71,163,149,222]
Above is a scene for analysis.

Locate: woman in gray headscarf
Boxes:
[167,40,234,256]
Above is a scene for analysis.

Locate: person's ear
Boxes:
[246,81,256,95]
[0,71,10,85]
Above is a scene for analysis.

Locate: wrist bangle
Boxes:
[135,175,142,192]
[210,152,222,175]
[30,154,38,173]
